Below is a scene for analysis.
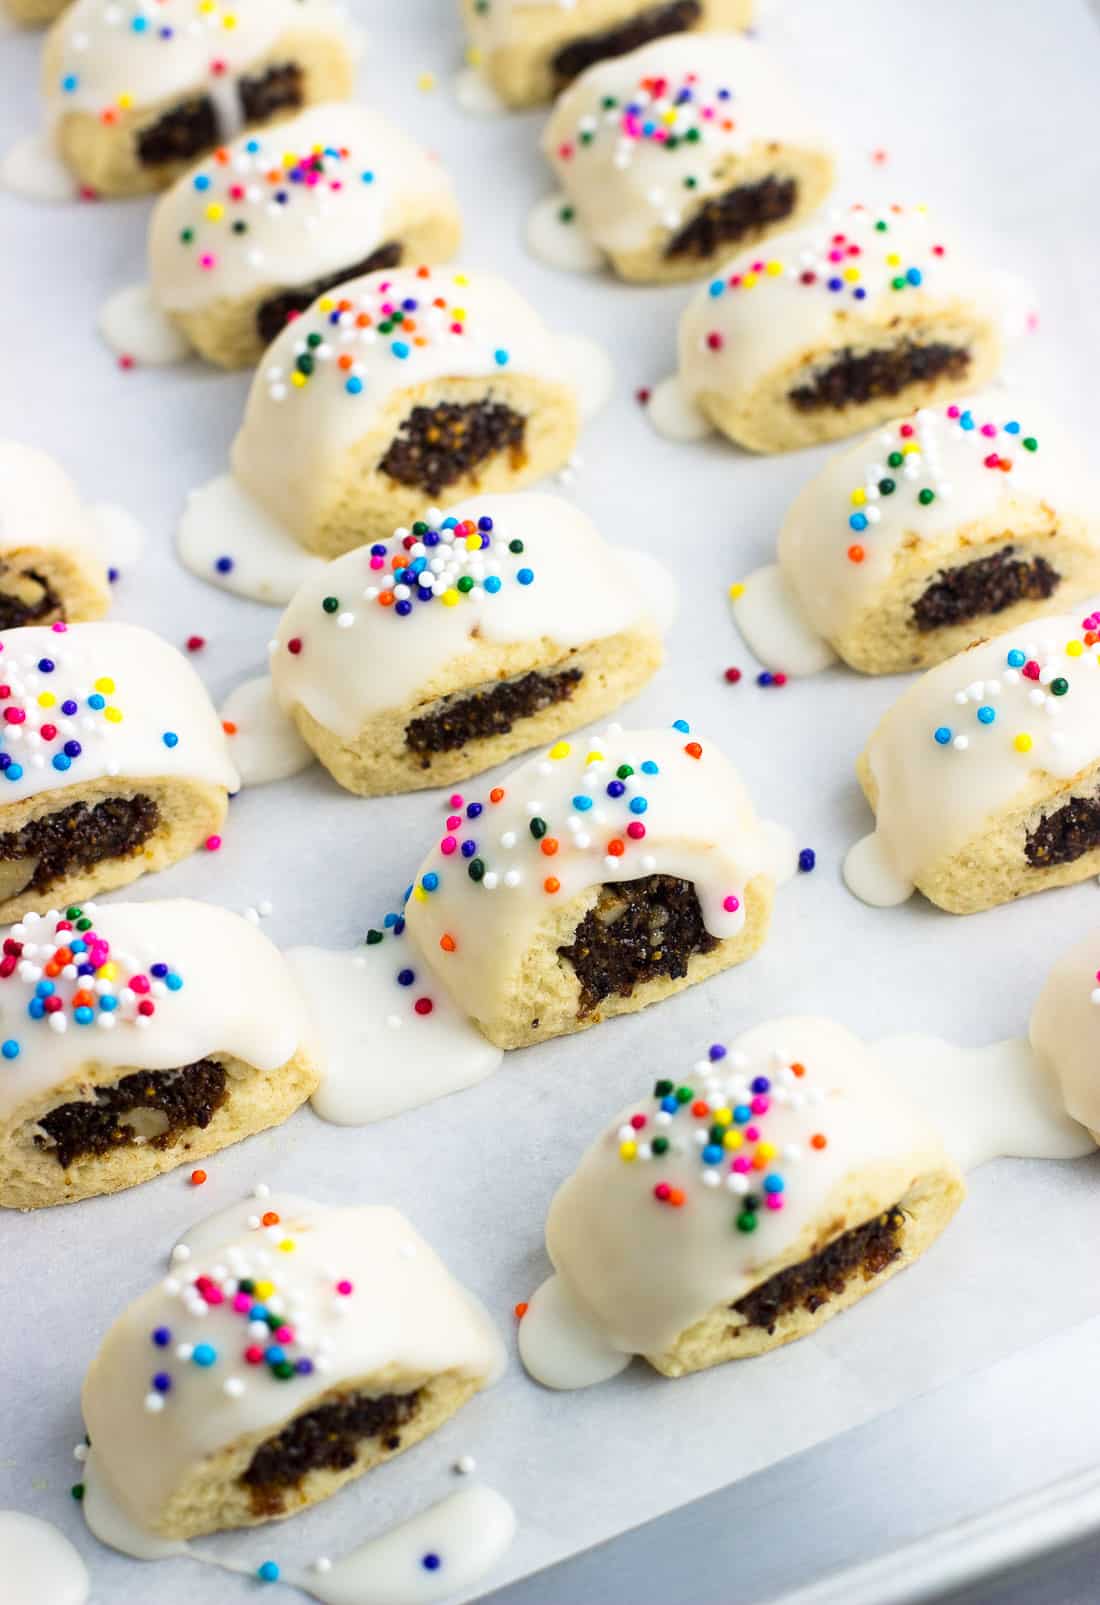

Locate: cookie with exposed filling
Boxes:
[0,442,113,627]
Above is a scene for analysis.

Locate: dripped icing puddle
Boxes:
[177,475,325,605]
[843,830,914,907]
[288,933,502,1126]
[219,675,313,786]
[525,194,606,275]
[98,283,190,367]
[556,332,614,420]
[518,1273,631,1391]
[88,502,145,576]
[0,1511,90,1605]
[732,565,837,678]
[453,65,507,116]
[1,133,78,202]
[645,375,713,443]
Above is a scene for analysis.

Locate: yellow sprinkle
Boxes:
[417,71,436,92]
[765,260,783,276]
[465,45,482,66]
[222,13,237,29]
[440,589,460,607]
[453,273,469,286]
[278,1238,294,1253]
[96,962,117,981]
[291,371,307,388]
[585,749,604,765]
[37,692,55,708]
[549,741,571,760]
[103,707,123,724]
[1014,733,1033,753]
[662,109,677,125]
[713,1107,732,1127]
[886,252,901,266]
[318,297,335,313]
[902,442,920,454]
[117,93,132,110]
[205,202,224,222]
[412,885,428,902]
[94,677,114,694]
[850,488,866,507]
[756,1141,777,1160]
[464,533,481,551]
[729,582,745,600]
[199,0,214,10]
[1066,640,1084,657]
[741,271,758,289]
[723,1130,744,1151]
[619,1140,637,1162]
[452,307,466,322]
[843,266,860,282]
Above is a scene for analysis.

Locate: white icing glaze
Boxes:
[645,373,712,442]
[177,473,324,604]
[0,132,77,201]
[847,605,1100,898]
[537,1016,954,1363]
[0,1511,90,1605]
[219,674,313,786]
[98,283,190,366]
[270,493,665,743]
[676,204,1004,414]
[287,941,503,1126]
[229,265,573,541]
[524,192,605,274]
[453,64,507,117]
[542,33,830,256]
[777,397,1097,656]
[1030,929,1100,1136]
[842,828,913,907]
[82,1196,506,1538]
[0,621,237,807]
[403,724,796,1032]
[518,1272,630,1390]
[300,1484,516,1605]
[47,0,351,127]
[872,1034,1093,1172]
[0,441,110,569]
[148,103,457,315]
[555,333,614,419]
[466,0,622,55]
[731,564,837,677]
[0,899,310,1124]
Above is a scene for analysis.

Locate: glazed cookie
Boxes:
[666,203,1009,453]
[1030,931,1100,1143]
[82,1197,504,1537]
[541,34,834,283]
[0,442,112,627]
[220,265,580,557]
[463,0,753,110]
[0,621,237,921]
[0,901,317,1209]
[145,104,462,369]
[269,494,667,795]
[735,396,1100,676]
[845,607,1100,914]
[43,0,357,198]
[403,722,795,1049]
[523,1019,964,1381]
[4,0,67,26]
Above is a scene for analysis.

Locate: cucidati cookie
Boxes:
[42,0,357,198]
[82,1197,504,1537]
[269,493,667,795]
[462,0,753,110]
[525,1018,964,1381]
[3,0,67,27]
[0,621,237,921]
[845,607,1100,913]
[402,723,795,1048]
[146,103,462,370]
[0,901,317,1209]
[541,33,834,283]
[221,264,581,557]
[734,395,1100,676]
[0,442,112,627]
[668,203,1010,452]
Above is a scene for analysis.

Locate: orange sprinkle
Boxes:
[543,876,560,894]
[607,838,625,857]
[417,264,431,278]
[190,1170,207,1186]
[222,720,238,736]
[540,838,559,856]
[356,313,372,328]
[440,933,456,953]
[752,1151,768,1171]
[262,1210,281,1226]
[668,1187,686,1208]
[684,741,703,759]
[378,590,395,607]
[847,544,865,564]
[791,1062,806,1078]
[513,1301,529,1320]
[489,787,505,803]
[810,1133,827,1150]
[337,354,354,372]
[691,1100,709,1118]
[999,458,1013,471]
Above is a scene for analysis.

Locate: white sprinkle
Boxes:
[454,1454,477,1475]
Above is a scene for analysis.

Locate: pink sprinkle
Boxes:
[205,835,222,852]
[51,621,68,634]
[274,1326,294,1343]
[449,794,464,808]
[129,975,150,994]
[899,423,914,438]
[446,814,462,830]
[4,708,25,724]
[233,1293,251,1313]
[732,1157,751,1174]
[745,1125,760,1141]
[440,836,457,856]
[336,1280,354,1296]
[654,1182,671,1201]
[947,405,960,418]
[199,253,216,270]
[369,555,384,570]
[751,1095,770,1115]
[828,249,843,263]
[980,423,997,438]
[723,895,740,913]
[765,1195,784,1211]
[627,822,646,840]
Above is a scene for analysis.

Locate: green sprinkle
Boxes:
[736,1212,758,1233]
[558,205,575,224]
[71,1484,85,1502]
[296,354,314,377]
[412,520,428,534]
[365,929,384,945]
[918,488,935,505]
[616,764,634,779]
[1023,437,1038,451]
[508,538,524,554]
[273,1361,295,1380]
[878,478,896,495]
[683,176,697,189]
[530,817,547,839]
[675,1086,693,1104]
[891,275,906,290]
[651,1136,669,1156]
[875,219,888,231]
[653,1079,673,1096]
[306,332,322,349]
[180,227,194,244]
[887,451,904,468]
[322,596,339,614]
[468,859,485,882]
[1051,678,1069,696]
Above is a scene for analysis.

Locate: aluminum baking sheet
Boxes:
[2,1,1100,1601]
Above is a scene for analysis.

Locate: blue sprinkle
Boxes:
[756,671,773,687]
[572,795,593,811]
[466,802,483,819]
[64,741,81,759]
[1004,420,1020,434]
[641,760,659,774]
[827,276,843,292]
[393,916,406,935]
[162,732,179,749]
[391,341,410,359]
[257,1562,280,1584]
[1007,649,1026,668]
[960,411,975,431]
[214,556,234,575]
[853,287,867,300]
[708,1044,726,1062]
[848,512,868,532]
[422,1555,442,1574]
[192,1344,217,1368]
[933,726,952,745]
[478,516,494,531]
[798,848,816,873]
[346,376,363,395]
[152,1327,171,1347]
[493,349,509,366]
[361,170,375,183]
[74,1007,95,1026]
[264,1346,286,1366]
[702,1144,723,1166]
[1,1040,19,1060]
[764,1174,785,1194]
[36,982,55,999]
[660,1095,679,1114]
[5,764,23,782]
[153,1373,171,1393]
[751,1076,770,1094]
[296,1358,314,1375]
[395,599,412,616]
[87,694,106,711]
[61,700,78,716]
[383,912,397,927]
[906,267,922,286]
[484,575,501,594]
[708,280,725,298]
[37,658,54,674]
[977,706,996,725]
[606,780,625,799]
[629,797,647,815]
[733,1104,751,1124]
[51,754,71,772]
[672,719,690,733]
[99,996,118,1013]
[397,969,416,986]
[61,74,78,93]
[461,840,477,858]
[27,999,44,1020]
[131,15,147,30]
[166,973,183,992]
[193,174,211,192]
[516,568,534,585]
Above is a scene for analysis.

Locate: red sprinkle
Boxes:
[414,997,433,1016]
[186,635,206,653]
[190,1169,207,1186]
[724,667,742,684]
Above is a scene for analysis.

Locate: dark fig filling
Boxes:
[0,567,63,630]
[1026,794,1100,869]
[255,241,403,347]
[552,0,702,85]
[665,175,797,261]
[379,401,528,499]
[34,1061,228,1170]
[911,546,1059,634]
[405,667,583,766]
[788,341,971,413]
[732,1205,906,1334]
[559,873,717,1017]
[0,795,160,895]
[242,1388,423,1516]
[136,62,304,169]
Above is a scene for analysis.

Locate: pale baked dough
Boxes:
[0,441,113,625]
[463,0,753,109]
[3,0,67,26]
